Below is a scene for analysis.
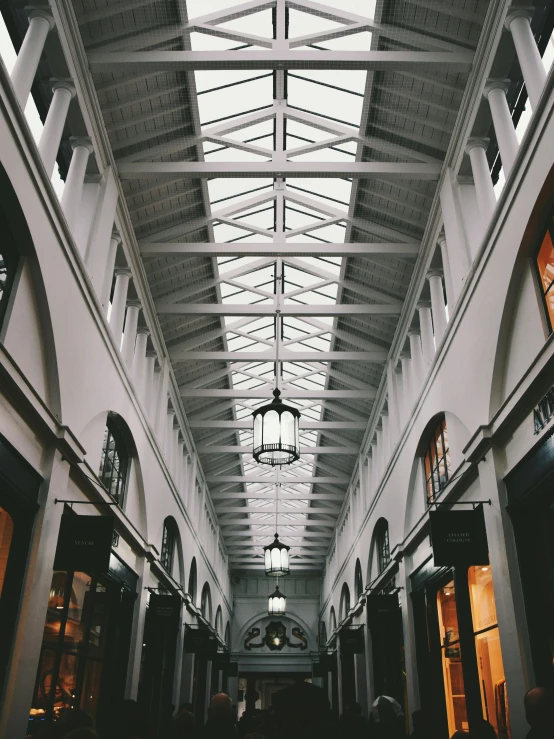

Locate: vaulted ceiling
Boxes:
[70,0,487,570]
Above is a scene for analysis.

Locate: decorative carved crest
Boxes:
[244,621,308,651]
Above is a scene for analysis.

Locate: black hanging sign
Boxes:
[430,504,489,566]
[367,593,399,628]
[149,594,182,629]
[53,514,114,573]
[339,625,365,655]
[184,625,218,655]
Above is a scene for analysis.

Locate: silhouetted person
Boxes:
[525,687,554,739]
[170,710,198,739]
[369,696,405,739]
[409,710,431,739]
[101,698,149,739]
[339,702,367,739]
[38,708,94,739]
[63,730,97,739]
[472,719,497,739]
[203,693,238,739]
[271,679,338,739]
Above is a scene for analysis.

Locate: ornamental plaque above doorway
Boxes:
[244,621,308,651]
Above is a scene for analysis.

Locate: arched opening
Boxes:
[215,605,223,636]
[375,518,390,576]
[339,583,351,622]
[420,414,451,505]
[329,606,337,634]
[201,582,212,624]
[160,516,179,580]
[99,413,132,508]
[354,558,363,599]
[188,557,197,603]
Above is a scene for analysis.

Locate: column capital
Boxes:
[407,328,420,337]
[69,136,94,153]
[427,268,443,280]
[25,7,55,30]
[146,349,157,358]
[126,299,142,310]
[136,326,150,337]
[380,409,388,418]
[399,351,411,361]
[111,228,122,245]
[167,408,176,418]
[505,7,534,29]
[416,300,431,310]
[84,173,104,185]
[114,267,132,279]
[483,78,511,99]
[437,233,447,248]
[50,78,76,98]
[465,137,490,154]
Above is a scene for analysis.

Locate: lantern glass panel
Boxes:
[264,548,272,571]
[281,547,289,571]
[263,410,280,445]
[253,413,263,450]
[280,411,295,448]
[271,547,282,572]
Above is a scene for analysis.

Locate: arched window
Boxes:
[339,583,351,622]
[375,519,390,574]
[201,582,212,624]
[329,606,337,634]
[160,517,178,576]
[215,606,223,636]
[354,559,363,599]
[99,415,130,507]
[423,416,450,504]
[188,557,197,602]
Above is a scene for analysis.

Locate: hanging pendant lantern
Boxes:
[264,533,290,577]
[252,389,300,466]
[268,585,286,616]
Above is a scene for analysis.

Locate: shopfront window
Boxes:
[424,419,451,503]
[437,581,468,734]
[0,506,14,597]
[31,571,111,724]
[536,213,554,331]
[468,566,510,739]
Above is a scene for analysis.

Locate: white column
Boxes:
[73,175,102,256]
[484,80,519,175]
[459,179,485,254]
[10,9,54,108]
[466,139,496,223]
[386,361,400,445]
[143,350,157,415]
[61,137,94,232]
[370,442,378,492]
[439,168,473,303]
[108,268,132,341]
[375,428,384,483]
[38,80,75,177]
[381,412,390,468]
[427,270,447,343]
[172,425,181,482]
[505,9,546,111]
[166,410,176,463]
[400,352,413,409]
[181,454,189,500]
[408,329,424,391]
[121,300,141,365]
[417,301,435,368]
[151,364,162,423]
[132,327,149,397]
[394,365,405,429]
[177,439,186,493]
[437,235,455,309]
[155,360,170,440]
[85,167,119,294]
[101,230,121,311]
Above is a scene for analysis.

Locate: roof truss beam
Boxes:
[157,304,401,317]
[139,242,420,257]
[171,350,387,362]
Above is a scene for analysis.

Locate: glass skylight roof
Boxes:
[183,0,373,560]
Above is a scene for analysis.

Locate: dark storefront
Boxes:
[505,425,554,686]
[29,509,138,736]
[411,516,509,739]
[339,625,364,708]
[0,434,41,701]
[367,585,406,708]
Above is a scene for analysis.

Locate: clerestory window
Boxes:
[99,417,130,507]
[424,419,451,504]
[160,518,177,576]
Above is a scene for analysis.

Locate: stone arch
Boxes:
[201,582,212,624]
[339,582,351,622]
[0,163,60,414]
[490,162,554,416]
[188,557,198,603]
[354,558,363,599]
[235,609,316,649]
